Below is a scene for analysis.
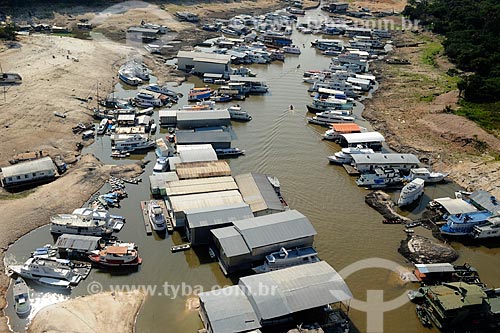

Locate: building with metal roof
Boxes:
[338,131,385,150]
[351,153,420,173]
[186,202,253,245]
[177,144,218,163]
[432,198,478,215]
[149,172,179,196]
[168,190,244,227]
[198,261,352,333]
[175,160,231,180]
[176,129,232,149]
[55,234,102,257]
[1,157,57,187]
[211,210,317,274]
[176,110,230,129]
[234,173,286,216]
[159,109,177,126]
[165,176,238,197]
[469,190,500,215]
[177,51,232,77]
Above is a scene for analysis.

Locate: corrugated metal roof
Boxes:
[176,144,214,152]
[211,226,250,257]
[233,210,316,250]
[340,132,385,144]
[186,202,253,228]
[469,190,500,214]
[199,285,261,333]
[177,110,230,121]
[169,190,244,213]
[176,130,232,145]
[240,261,352,320]
[415,263,455,274]
[230,75,266,83]
[1,157,56,178]
[428,283,486,310]
[234,173,284,213]
[165,176,238,197]
[159,110,177,117]
[177,145,218,163]
[149,172,179,189]
[177,50,231,62]
[176,160,231,179]
[433,198,478,215]
[55,234,101,251]
[331,123,361,132]
[352,153,420,165]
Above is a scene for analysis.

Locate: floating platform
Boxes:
[140,201,153,235]
[140,200,174,234]
[171,243,191,252]
[343,164,360,176]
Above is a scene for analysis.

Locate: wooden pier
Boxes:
[140,201,153,235]
[140,200,174,234]
[343,164,360,176]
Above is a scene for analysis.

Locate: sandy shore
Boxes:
[28,290,145,333]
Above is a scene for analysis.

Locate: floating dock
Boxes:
[140,200,174,234]
[140,201,153,235]
[343,164,360,176]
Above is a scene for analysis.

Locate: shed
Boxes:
[165,176,238,197]
[432,198,478,215]
[468,190,500,215]
[177,144,218,163]
[175,160,231,179]
[234,173,285,216]
[55,234,101,256]
[176,130,232,149]
[1,157,57,187]
[339,131,385,150]
[351,153,420,172]
[159,109,177,126]
[177,51,231,77]
[176,110,230,129]
[149,172,179,196]
[186,202,253,245]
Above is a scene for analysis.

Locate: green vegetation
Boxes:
[0,23,16,40]
[421,42,443,67]
[455,101,500,133]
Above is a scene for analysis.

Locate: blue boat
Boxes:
[440,210,492,236]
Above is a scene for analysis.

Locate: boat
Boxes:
[215,148,245,157]
[252,247,320,274]
[148,200,167,232]
[355,168,403,188]
[327,145,374,164]
[249,82,269,94]
[89,246,142,267]
[416,305,432,328]
[110,150,130,158]
[36,277,71,289]
[153,156,169,173]
[150,123,157,133]
[282,45,301,54]
[145,84,179,101]
[134,91,164,107]
[306,98,354,113]
[188,87,212,101]
[227,105,252,121]
[31,245,57,259]
[9,257,83,285]
[0,72,22,85]
[171,244,191,252]
[472,216,500,239]
[407,168,448,183]
[407,289,425,303]
[397,178,425,207]
[111,134,155,152]
[112,220,125,232]
[50,208,115,236]
[13,278,31,316]
[97,118,108,135]
[307,110,355,126]
[440,210,492,236]
[118,69,142,86]
[405,221,422,228]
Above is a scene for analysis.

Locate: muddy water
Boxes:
[5,8,500,333]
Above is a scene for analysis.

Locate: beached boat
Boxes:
[134,91,164,107]
[356,168,403,188]
[145,84,179,101]
[215,148,245,157]
[13,278,31,316]
[118,69,142,86]
[327,145,374,164]
[398,178,425,207]
[89,246,142,267]
[227,105,252,121]
[9,257,83,285]
[0,72,22,85]
[307,110,355,126]
[188,87,212,101]
[252,247,320,274]
[36,277,71,289]
[407,168,448,183]
[148,200,167,232]
[153,156,169,173]
[441,211,493,236]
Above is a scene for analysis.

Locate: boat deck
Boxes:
[140,201,153,235]
[343,164,360,175]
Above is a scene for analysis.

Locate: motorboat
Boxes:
[150,123,157,133]
[118,69,142,86]
[134,91,164,107]
[282,45,301,54]
[111,134,155,152]
[97,118,108,135]
[31,244,57,259]
[9,257,83,285]
[153,156,169,173]
[408,168,448,183]
[397,178,425,207]
[227,105,252,121]
[13,278,31,316]
[110,150,130,159]
[327,145,374,164]
[145,84,179,101]
[307,110,355,126]
[215,148,245,157]
[0,72,22,85]
[148,200,167,232]
[188,87,212,101]
[36,277,71,289]
[472,216,500,239]
[441,210,492,236]
[252,247,320,274]
[89,246,142,267]
[356,168,403,188]
[50,208,116,236]
[306,97,354,113]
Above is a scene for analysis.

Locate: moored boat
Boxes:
[397,178,425,207]
[148,200,167,232]
[227,105,252,121]
[408,168,448,183]
[9,257,83,285]
[327,145,374,164]
[89,246,142,267]
[356,168,403,188]
[215,148,245,157]
[472,216,500,239]
[188,87,212,101]
[252,247,320,274]
[13,278,31,316]
[440,210,492,236]
[308,110,355,126]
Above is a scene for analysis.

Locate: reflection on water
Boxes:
[5,7,500,333]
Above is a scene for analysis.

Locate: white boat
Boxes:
[0,73,22,85]
[408,168,448,183]
[150,123,157,133]
[118,69,142,86]
[13,278,31,316]
[282,45,301,54]
[227,105,252,121]
[307,110,355,126]
[249,82,269,93]
[9,257,82,285]
[148,201,167,232]
[97,118,108,135]
[252,247,320,274]
[134,91,163,107]
[36,277,71,289]
[112,134,155,152]
[328,145,374,164]
[153,157,169,173]
[472,216,500,239]
[397,178,425,206]
[356,168,403,188]
[50,208,115,236]
[31,245,57,259]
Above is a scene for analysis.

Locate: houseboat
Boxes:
[306,97,354,113]
[397,178,425,207]
[355,168,403,188]
[89,246,142,267]
[148,200,167,232]
[188,87,212,101]
[111,134,155,153]
[145,84,179,101]
[50,208,115,236]
[227,105,252,121]
[118,69,142,86]
[252,247,320,274]
[308,110,355,126]
[440,210,492,236]
[9,257,83,285]
[282,45,301,54]
[327,145,374,164]
[472,216,500,239]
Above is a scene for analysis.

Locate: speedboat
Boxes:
[148,200,167,232]
[13,278,31,317]
[153,157,169,173]
[356,168,403,188]
[252,247,320,274]
[408,168,448,183]
[89,246,142,267]
[227,105,252,121]
[328,145,374,164]
[397,178,425,206]
[215,148,245,157]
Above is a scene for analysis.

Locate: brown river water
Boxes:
[4,8,500,333]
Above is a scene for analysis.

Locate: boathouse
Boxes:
[211,210,316,274]
[198,261,352,333]
[175,129,232,149]
[176,144,218,163]
[177,51,231,77]
[338,131,385,150]
[1,157,57,187]
[185,202,253,246]
[351,153,420,173]
[234,173,286,216]
[176,110,230,129]
[55,234,102,258]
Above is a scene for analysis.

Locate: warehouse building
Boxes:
[211,210,317,274]
[338,132,385,150]
[177,51,232,78]
[175,160,231,180]
[164,176,238,197]
[234,173,286,216]
[199,261,352,333]
[1,157,57,187]
[185,202,253,245]
[351,153,420,173]
[177,144,218,163]
[176,129,232,149]
[149,172,179,196]
[159,109,177,126]
[168,190,244,227]
[176,110,231,129]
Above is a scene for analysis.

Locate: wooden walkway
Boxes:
[343,164,360,176]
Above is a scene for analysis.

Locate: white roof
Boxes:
[2,157,55,178]
[169,190,244,213]
[433,198,478,215]
[318,87,345,95]
[177,50,231,63]
[340,131,385,143]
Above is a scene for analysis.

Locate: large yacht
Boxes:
[397,178,425,207]
[9,257,83,285]
[408,168,448,183]
[308,110,355,126]
[111,134,155,153]
[252,247,320,274]
[50,208,115,236]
